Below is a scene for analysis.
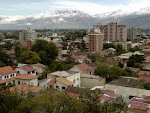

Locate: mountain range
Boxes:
[1,8,150,30]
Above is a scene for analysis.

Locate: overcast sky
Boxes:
[1,0,150,16]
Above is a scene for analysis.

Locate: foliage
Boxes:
[19,51,41,64]
[144,83,150,90]
[2,41,14,50]
[103,43,115,49]
[94,65,129,82]
[0,46,13,67]
[81,40,86,51]
[129,47,139,52]
[96,56,106,62]
[39,69,50,80]
[32,40,58,65]
[127,55,144,67]
[129,55,144,63]
[14,46,26,58]
[87,55,96,63]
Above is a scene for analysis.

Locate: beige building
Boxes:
[88,32,104,52]
[93,22,127,42]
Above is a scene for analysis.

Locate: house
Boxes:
[100,91,117,103]
[15,66,36,75]
[47,71,80,90]
[66,55,91,64]
[69,63,94,75]
[138,71,150,82]
[145,56,150,63]
[10,84,43,94]
[15,74,38,86]
[0,66,17,85]
[54,42,63,59]
[31,64,48,74]
[18,40,35,50]
[139,45,150,51]
[104,48,116,55]
[80,74,105,88]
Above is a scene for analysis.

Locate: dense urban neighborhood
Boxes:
[1,21,150,112]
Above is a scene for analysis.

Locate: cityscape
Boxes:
[1,0,150,113]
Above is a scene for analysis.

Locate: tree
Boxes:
[144,83,150,90]
[19,51,41,64]
[127,59,136,67]
[14,46,26,58]
[32,40,58,65]
[94,65,128,82]
[129,47,139,52]
[103,43,115,49]
[81,40,86,51]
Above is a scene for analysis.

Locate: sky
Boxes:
[1,0,150,16]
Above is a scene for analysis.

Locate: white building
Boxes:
[15,66,36,75]
[30,64,48,75]
[0,66,17,85]
[47,71,80,90]
[19,28,37,41]
[15,74,38,86]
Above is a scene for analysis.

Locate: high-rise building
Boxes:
[88,29,104,52]
[127,27,137,41]
[19,28,37,41]
[93,22,127,42]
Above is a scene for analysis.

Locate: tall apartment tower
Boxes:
[88,29,104,52]
[93,22,127,42]
[19,28,37,41]
[127,27,137,41]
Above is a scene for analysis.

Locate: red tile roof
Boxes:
[15,74,38,80]
[67,92,80,98]
[76,63,93,73]
[0,66,17,75]
[0,78,15,84]
[139,45,150,50]
[138,71,150,82]
[72,55,85,60]
[103,91,117,97]
[139,71,150,76]
[100,96,114,101]
[20,41,27,47]
[132,97,150,103]
[47,77,56,85]
[145,56,150,63]
[54,42,63,48]
[129,101,148,110]
[32,64,48,68]
[18,66,36,72]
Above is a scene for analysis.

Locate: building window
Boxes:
[56,86,59,89]
[62,86,65,90]
[18,81,20,85]
[7,75,9,78]
[32,71,35,74]
[28,72,30,74]
[18,71,19,74]
[73,79,75,82]
[11,75,12,77]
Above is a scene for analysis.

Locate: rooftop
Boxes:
[0,66,17,75]
[32,63,48,68]
[54,42,63,48]
[15,74,38,80]
[76,63,93,73]
[56,77,73,86]
[17,66,36,72]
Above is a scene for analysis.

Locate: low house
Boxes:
[138,71,150,82]
[15,66,36,75]
[15,74,38,86]
[31,64,48,74]
[139,45,150,51]
[69,63,94,75]
[10,84,43,95]
[0,66,17,85]
[66,55,91,64]
[104,48,116,55]
[145,56,150,63]
[18,40,35,50]
[80,74,105,88]
[47,71,80,90]
[100,91,117,103]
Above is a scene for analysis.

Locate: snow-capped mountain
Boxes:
[1,8,150,30]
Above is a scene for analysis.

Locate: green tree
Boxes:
[129,47,139,52]
[32,40,58,65]
[144,83,150,90]
[19,51,41,64]
[81,40,86,51]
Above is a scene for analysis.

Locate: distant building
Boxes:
[93,22,127,42]
[19,28,37,41]
[127,27,137,41]
[88,31,104,52]
[15,66,36,75]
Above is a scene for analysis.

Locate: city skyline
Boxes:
[1,0,150,16]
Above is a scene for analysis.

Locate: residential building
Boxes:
[47,71,80,90]
[10,84,43,94]
[127,27,137,40]
[66,55,91,64]
[88,31,104,52]
[31,64,48,74]
[15,74,38,86]
[0,66,17,85]
[18,39,35,50]
[19,28,37,41]
[93,22,127,42]
[80,74,105,88]
[15,66,36,75]
[69,63,94,75]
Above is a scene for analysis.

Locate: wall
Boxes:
[67,73,80,87]
[15,78,38,86]
[54,81,68,90]
[81,74,105,88]
[15,68,36,75]
[1,73,16,80]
